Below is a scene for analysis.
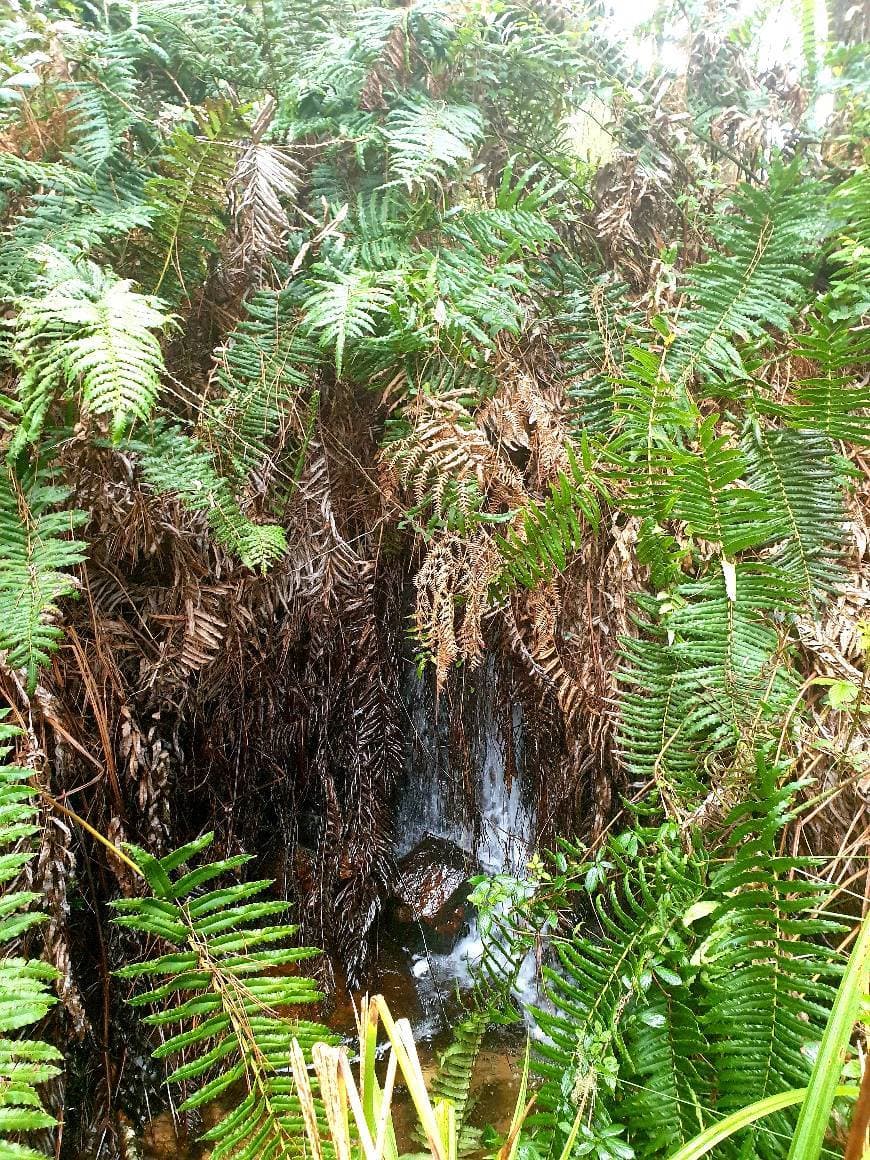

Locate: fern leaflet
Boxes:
[0,715,61,1155]
[0,464,86,693]
[114,832,335,1160]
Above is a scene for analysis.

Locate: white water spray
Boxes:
[395,660,537,1029]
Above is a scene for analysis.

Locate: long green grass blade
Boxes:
[668,1086,858,1160]
[788,909,870,1159]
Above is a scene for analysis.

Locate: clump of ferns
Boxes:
[475,755,848,1160]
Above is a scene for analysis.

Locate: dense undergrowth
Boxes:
[0,0,868,1156]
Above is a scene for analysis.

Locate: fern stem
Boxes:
[40,790,145,878]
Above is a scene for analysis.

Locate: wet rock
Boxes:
[393,836,473,922]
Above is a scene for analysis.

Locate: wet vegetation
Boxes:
[0,0,868,1156]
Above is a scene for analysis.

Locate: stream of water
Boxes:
[390,660,538,1036]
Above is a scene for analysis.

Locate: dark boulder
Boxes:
[392,836,473,924]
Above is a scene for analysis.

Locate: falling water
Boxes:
[393,659,537,1033]
[396,659,533,865]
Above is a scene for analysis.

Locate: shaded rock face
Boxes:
[392,836,473,923]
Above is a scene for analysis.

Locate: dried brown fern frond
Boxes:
[383,388,525,524]
[225,101,301,284]
[290,434,365,601]
[360,18,412,111]
[178,582,230,674]
[414,529,503,686]
[591,151,674,289]
[5,700,93,1038]
[479,372,572,484]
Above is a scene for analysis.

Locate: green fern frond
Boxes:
[385,96,485,190]
[623,989,711,1152]
[826,166,870,324]
[425,1009,490,1155]
[665,167,829,390]
[556,274,646,436]
[635,519,687,592]
[302,264,395,376]
[669,413,786,558]
[132,0,267,97]
[510,763,842,1160]
[784,315,870,446]
[143,101,240,301]
[447,206,558,260]
[205,288,319,480]
[0,173,151,296]
[114,831,335,1160]
[63,54,140,173]
[0,715,61,1155]
[447,157,562,261]
[496,447,604,590]
[609,167,820,513]
[427,243,527,349]
[531,839,707,1155]
[614,345,697,521]
[618,566,798,804]
[352,188,420,271]
[701,772,842,1157]
[0,156,81,199]
[742,422,847,604]
[791,0,827,90]
[13,251,170,445]
[131,423,288,571]
[0,464,86,693]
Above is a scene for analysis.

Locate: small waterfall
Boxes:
[396,660,533,866]
[393,659,536,1031]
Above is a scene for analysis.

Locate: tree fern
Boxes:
[0,464,86,694]
[131,424,288,571]
[0,714,61,1157]
[114,832,335,1160]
